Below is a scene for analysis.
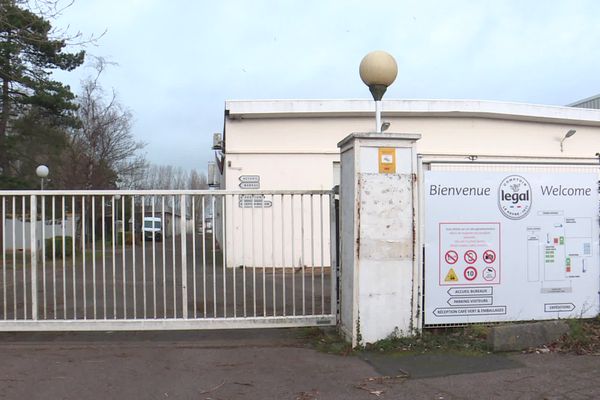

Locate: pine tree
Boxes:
[0,0,85,187]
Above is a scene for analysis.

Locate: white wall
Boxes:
[225,154,338,191]
[226,115,600,159]
[3,218,75,251]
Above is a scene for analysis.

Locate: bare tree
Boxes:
[55,58,146,189]
[189,169,209,230]
[189,169,207,190]
[136,164,207,191]
[134,164,208,217]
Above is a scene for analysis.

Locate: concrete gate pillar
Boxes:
[337,132,421,347]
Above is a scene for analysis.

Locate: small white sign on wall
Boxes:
[239,175,260,189]
[424,171,599,325]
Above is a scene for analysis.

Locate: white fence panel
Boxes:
[0,190,336,331]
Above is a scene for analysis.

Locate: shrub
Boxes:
[44,236,73,259]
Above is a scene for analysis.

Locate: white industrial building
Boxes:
[219,98,600,190]
[214,98,600,269]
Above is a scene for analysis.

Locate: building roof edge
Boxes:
[224,99,600,126]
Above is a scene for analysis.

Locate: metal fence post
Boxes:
[30,195,38,320]
[180,194,187,319]
[329,191,338,320]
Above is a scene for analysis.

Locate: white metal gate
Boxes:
[417,155,600,328]
[0,190,337,331]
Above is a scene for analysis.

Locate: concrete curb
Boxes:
[488,321,570,351]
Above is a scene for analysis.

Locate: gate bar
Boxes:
[0,315,335,331]
[30,195,37,320]
[181,194,188,319]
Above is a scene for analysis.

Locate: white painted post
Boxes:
[337,132,421,347]
[180,195,188,319]
[30,195,38,320]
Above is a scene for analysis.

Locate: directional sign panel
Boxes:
[239,182,260,189]
[239,194,272,208]
[239,175,261,189]
[447,296,493,307]
[544,303,575,312]
[239,175,260,183]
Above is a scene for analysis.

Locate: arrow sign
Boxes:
[447,287,493,296]
[239,175,260,183]
[433,306,506,317]
[544,303,576,312]
[239,195,272,208]
[447,297,493,307]
[239,182,260,189]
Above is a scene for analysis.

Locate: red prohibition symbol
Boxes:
[483,250,496,264]
[445,250,459,265]
[464,266,478,281]
[464,250,477,264]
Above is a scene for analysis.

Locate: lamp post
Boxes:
[114,194,121,234]
[359,51,398,133]
[560,129,576,152]
[35,165,49,190]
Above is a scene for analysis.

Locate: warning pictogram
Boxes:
[464,250,477,264]
[445,250,459,265]
[483,250,496,264]
[464,266,478,281]
[483,267,496,281]
[445,268,459,282]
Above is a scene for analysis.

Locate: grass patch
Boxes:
[551,317,600,355]
[299,327,352,355]
[303,319,600,357]
[299,325,491,356]
[362,326,491,355]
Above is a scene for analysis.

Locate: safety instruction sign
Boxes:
[439,223,501,286]
[424,171,599,324]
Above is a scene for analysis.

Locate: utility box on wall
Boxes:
[337,132,421,347]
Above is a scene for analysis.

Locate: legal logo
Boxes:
[498,175,531,220]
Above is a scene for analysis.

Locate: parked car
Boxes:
[143,217,163,241]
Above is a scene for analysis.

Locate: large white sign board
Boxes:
[424,171,599,324]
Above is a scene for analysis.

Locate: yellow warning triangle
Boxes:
[445,268,459,282]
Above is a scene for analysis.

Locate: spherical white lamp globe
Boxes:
[359,51,398,100]
[36,165,49,178]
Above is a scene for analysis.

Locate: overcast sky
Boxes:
[52,0,600,173]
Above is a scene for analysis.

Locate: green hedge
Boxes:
[45,236,73,259]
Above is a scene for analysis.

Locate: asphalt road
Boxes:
[0,329,598,399]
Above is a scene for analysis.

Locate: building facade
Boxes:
[221,99,600,192]
[215,99,600,270]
